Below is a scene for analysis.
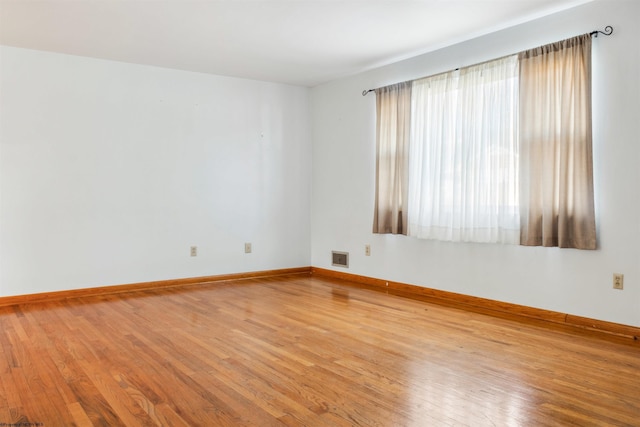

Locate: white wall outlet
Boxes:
[190,246,197,257]
[245,242,252,253]
[365,244,371,256]
[613,273,624,290]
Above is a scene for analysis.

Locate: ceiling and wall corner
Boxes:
[0,0,595,87]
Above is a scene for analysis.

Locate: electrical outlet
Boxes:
[613,273,624,290]
[245,242,252,254]
[365,244,371,256]
[190,246,197,257]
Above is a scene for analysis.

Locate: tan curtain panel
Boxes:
[518,34,597,249]
[372,82,412,234]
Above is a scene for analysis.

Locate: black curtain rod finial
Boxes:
[591,25,613,37]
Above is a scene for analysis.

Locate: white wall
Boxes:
[0,47,311,296]
[310,0,640,327]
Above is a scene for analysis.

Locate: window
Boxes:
[373,34,596,249]
[408,55,520,244]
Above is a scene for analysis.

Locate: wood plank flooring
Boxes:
[0,273,638,426]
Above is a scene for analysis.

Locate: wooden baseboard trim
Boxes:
[5,265,637,341]
[310,267,640,341]
[0,267,312,307]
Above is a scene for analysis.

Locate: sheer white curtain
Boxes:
[407,55,520,243]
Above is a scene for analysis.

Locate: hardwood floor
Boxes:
[0,274,638,426]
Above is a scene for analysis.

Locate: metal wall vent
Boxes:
[332,251,349,268]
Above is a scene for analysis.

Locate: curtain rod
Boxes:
[362,25,614,96]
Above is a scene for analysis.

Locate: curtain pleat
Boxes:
[372,83,412,234]
[518,34,597,249]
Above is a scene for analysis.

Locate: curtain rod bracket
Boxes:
[362,89,374,96]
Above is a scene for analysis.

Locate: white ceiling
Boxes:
[0,0,593,87]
